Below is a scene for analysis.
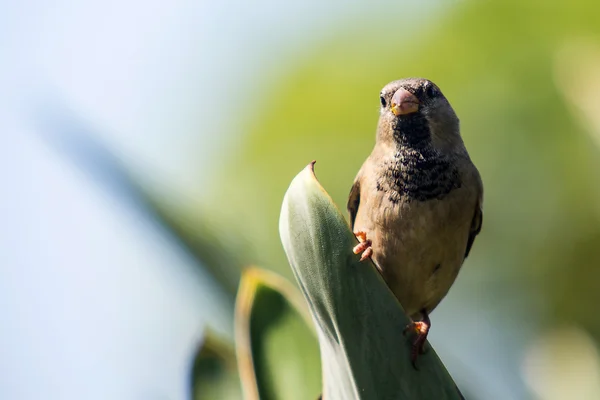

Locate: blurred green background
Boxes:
[3,0,600,399]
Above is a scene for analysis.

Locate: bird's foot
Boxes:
[352,231,373,261]
[402,310,431,370]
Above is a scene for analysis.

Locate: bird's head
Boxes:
[377,78,461,150]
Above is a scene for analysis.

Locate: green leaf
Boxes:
[235,267,322,400]
[279,161,464,400]
[191,330,242,400]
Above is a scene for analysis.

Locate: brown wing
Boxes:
[464,196,483,259]
[347,178,361,229]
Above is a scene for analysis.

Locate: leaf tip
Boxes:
[240,265,263,287]
[307,160,318,179]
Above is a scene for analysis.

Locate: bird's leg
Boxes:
[352,231,373,261]
[402,309,431,369]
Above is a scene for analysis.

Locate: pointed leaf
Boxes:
[279,161,464,400]
[235,267,321,400]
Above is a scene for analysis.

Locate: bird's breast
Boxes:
[375,145,461,203]
[354,187,474,318]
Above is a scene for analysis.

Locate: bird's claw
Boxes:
[403,311,431,370]
[353,231,373,261]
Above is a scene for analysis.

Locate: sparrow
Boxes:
[348,77,483,368]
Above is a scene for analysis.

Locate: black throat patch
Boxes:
[376,114,462,203]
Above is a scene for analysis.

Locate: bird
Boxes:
[347,77,483,368]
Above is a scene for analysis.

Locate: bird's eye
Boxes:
[426,85,437,98]
[380,95,387,107]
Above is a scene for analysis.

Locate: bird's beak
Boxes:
[391,88,419,116]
